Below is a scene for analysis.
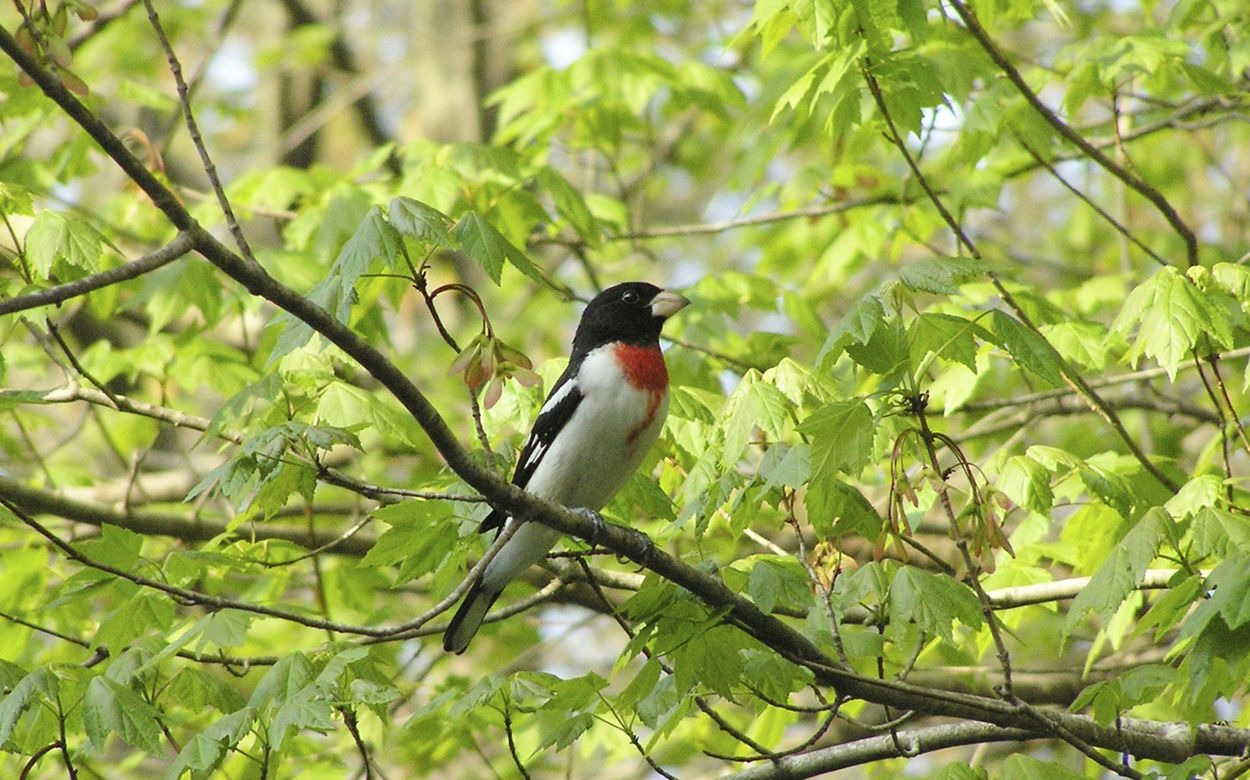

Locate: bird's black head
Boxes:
[571,282,690,354]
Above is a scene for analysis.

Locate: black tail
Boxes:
[442,578,502,654]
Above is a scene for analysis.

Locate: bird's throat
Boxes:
[613,342,669,392]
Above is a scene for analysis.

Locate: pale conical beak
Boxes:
[650,289,691,319]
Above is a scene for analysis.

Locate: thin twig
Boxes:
[0,232,193,315]
[501,694,532,780]
[141,0,259,266]
[339,706,375,780]
[43,319,121,409]
[1014,134,1166,267]
[946,0,1198,266]
[1207,353,1250,456]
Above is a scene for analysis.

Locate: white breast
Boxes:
[525,345,668,509]
[480,345,669,591]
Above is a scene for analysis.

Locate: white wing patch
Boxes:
[523,439,547,470]
[538,376,577,416]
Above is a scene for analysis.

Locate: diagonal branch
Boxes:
[2,24,1245,762]
[859,55,1180,493]
[946,0,1198,266]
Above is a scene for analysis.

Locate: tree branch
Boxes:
[0,232,193,315]
[0,472,377,555]
[3,24,1245,764]
[946,0,1198,266]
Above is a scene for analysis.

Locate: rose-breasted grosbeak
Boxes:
[443,282,690,653]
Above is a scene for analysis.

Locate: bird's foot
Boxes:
[572,508,656,567]
[573,507,607,546]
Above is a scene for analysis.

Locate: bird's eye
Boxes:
[621,290,641,304]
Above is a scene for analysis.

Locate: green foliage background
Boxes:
[1,0,1249,777]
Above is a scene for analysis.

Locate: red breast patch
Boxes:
[614,343,669,392]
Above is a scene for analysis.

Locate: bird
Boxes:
[443,282,690,654]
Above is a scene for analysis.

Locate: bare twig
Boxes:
[141,0,259,266]
[0,232,193,315]
[946,0,1198,266]
[500,694,532,780]
[1014,135,1166,267]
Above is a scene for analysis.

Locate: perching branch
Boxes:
[3,21,1247,766]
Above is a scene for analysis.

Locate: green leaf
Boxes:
[165,708,255,780]
[533,711,595,752]
[831,290,885,347]
[537,168,601,247]
[333,205,403,281]
[76,523,144,568]
[720,370,794,467]
[248,652,313,709]
[671,625,745,698]
[453,210,544,285]
[844,315,910,378]
[1163,474,1223,520]
[1078,466,1134,519]
[1191,507,1250,558]
[899,256,988,294]
[1038,320,1112,371]
[910,312,989,372]
[799,398,874,478]
[268,688,335,750]
[84,676,165,753]
[24,209,104,277]
[1181,556,1250,637]
[0,668,57,746]
[361,504,459,583]
[744,556,811,614]
[997,456,1054,515]
[1063,507,1169,644]
[389,196,455,247]
[269,206,402,361]
[890,567,984,642]
[804,476,882,538]
[991,310,1065,387]
[93,590,175,650]
[615,659,662,711]
[1111,266,1234,378]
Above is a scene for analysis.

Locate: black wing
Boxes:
[480,365,583,533]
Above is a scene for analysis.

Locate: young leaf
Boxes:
[991,310,1064,387]
[720,370,794,467]
[889,567,984,642]
[899,256,988,294]
[0,668,57,747]
[1063,507,1169,644]
[537,167,601,247]
[389,196,455,247]
[997,456,1054,516]
[1111,266,1234,378]
[164,708,256,780]
[24,209,105,277]
[453,210,544,285]
[83,676,165,753]
[744,556,811,614]
[799,398,874,478]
